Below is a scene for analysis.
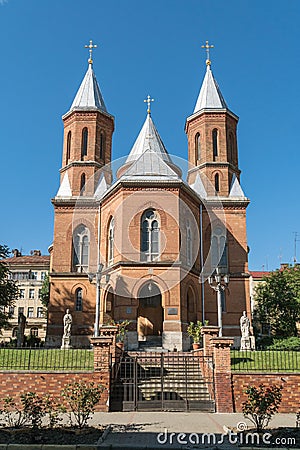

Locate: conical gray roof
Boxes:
[122,148,179,180]
[69,63,107,113]
[126,114,171,164]
[194,64,228,113]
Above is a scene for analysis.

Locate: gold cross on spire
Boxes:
[85,39,97,65]
[144,95,154,115]
[201,40,214,66]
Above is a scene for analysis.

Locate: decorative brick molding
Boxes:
[232,373,300,413]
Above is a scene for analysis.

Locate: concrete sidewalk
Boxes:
[90,412,298,449]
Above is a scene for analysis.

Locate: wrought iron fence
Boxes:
[0,347,94,371]
[231,349,300,372]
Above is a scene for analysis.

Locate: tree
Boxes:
[0,245,19,330]
[253,267,300,337]
[40,273,50,308]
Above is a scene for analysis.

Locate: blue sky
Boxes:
[0,0,299,270]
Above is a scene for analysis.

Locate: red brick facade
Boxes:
[232,373,300,413]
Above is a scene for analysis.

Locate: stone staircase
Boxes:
[119,351,215,411]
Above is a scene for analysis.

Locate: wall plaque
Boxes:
[167,308,178,315]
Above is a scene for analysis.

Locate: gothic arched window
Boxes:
[100,132,105,160]
[80,173,86,195]
[212,128,218,159]
[141,209,160,261]
[195,132,201,161]
[73,225,90,272]
[215,173,220,193]
[228,132,234,161]
[211,226,228,274]
[75,288,83,311]
[81,127,88,159]
[186,220,192,265]
[108,217,114,265]
[66,131,71,163]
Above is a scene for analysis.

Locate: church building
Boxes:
[46,41,251,350]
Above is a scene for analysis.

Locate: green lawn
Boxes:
[231,349,300,372]
[0,348,94,371]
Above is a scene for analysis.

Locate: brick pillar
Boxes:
[201,325,220,357]
[90,325,118,412]
[210,337,234,413]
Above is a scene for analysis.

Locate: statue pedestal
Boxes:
[240,336,255,351]
[61,336,72,349]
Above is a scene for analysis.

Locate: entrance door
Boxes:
[137,283,163,340]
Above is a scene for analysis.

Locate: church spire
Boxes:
[67,40,108,114]
[193,40,228,113]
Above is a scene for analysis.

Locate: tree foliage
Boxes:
[253,267,300,337]
[0,245,19,330]
[40,273,50,308]
[242,384,283,432]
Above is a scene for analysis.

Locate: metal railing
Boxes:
[231,348,300,372]
[0,347,94,371]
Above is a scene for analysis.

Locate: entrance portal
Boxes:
[137,283,163,342]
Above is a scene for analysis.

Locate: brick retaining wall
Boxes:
[0,371,109,411]
[232,373,300,413]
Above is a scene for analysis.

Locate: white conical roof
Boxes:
[193,64,228,113]
[126,114,171,164]
[56,173,71,197]
[94,173,108,200]
[190,173,207,198]
[122,148,179,180]
[69,63,107,112]
[229,174,246,198]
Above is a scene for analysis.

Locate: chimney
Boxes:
[32,250,41,256]
[12,249,21,257]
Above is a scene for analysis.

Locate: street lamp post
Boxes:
[208,268,229,337]
[88,263,104,338]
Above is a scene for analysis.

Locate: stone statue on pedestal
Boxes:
[240,311,255,350]
[61,309,72,349]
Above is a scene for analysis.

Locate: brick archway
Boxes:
[137,282,163,342]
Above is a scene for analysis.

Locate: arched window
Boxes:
[187,287,197,323]
[30,327,39,337]
[75,288,83,311]
[186,220,192,265]
[80,173,86,195]
[195,132,201,161]
[73,225,90,272]
[141,209,160,261]
[215,173,220,193]
[81,127,88,159]
[66,131,71,163]
[108,217,114,264]
[212,129,218,159]
[228,132,234,161]
[211,226,228,274]
[100,132,105,160]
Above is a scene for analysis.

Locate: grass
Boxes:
[0,348,94,371]
[231,349,300,372]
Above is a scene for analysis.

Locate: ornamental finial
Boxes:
[85,39,97,65]
[144,95,154,115]
[201,40,214,66]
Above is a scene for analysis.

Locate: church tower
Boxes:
[186,42,251,338]
[47,42,114,346]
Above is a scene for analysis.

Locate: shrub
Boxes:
[0,396,27,428]
[61,381,104,428]
[267,336,300,351]
[0,393,63,429]
[242,384,283,432]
